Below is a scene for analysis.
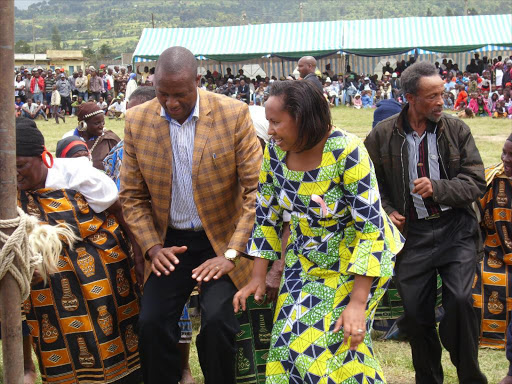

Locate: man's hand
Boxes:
[412,177,433,198]
[389,211,406,231]
[147,244,187,277]
[192,256,235,283]
[265,259,284,303]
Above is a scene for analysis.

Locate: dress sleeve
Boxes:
[340,137,404,277]
[245,144,283,261]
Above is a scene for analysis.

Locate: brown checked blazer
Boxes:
[119,89,262,289]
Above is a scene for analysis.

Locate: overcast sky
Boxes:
[15,0,44,10]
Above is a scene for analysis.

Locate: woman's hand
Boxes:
[333,301,367,351]
[265,259,284,303]
[233,277,266,313]
[333,274,373,351]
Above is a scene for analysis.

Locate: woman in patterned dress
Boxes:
[233,80,404,384]
[16,118,141,384]
[473,134,512,352]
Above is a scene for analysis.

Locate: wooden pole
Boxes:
[0,0,24,383]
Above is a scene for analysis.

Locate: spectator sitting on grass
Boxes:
[21,98,47,120]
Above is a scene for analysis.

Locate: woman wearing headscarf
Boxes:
[62,102,120,170]
[16,117,141,384]
[473,133,512,352]
[125,73,138,102]
[233,81,404,384]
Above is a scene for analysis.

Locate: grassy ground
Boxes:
[1,106,510,383]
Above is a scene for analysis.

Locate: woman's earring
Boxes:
[78,121,87,132]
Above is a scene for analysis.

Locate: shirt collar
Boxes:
[160,91,200,125]
[403,113,437,135]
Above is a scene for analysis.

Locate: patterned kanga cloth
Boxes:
[247,130,405,384]
[19,188,141,384]
[473,163,512,349]
[235,295,274,384]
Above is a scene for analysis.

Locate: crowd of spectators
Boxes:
[13,64,154,121]
[199,54,512,120]
[14,53,512,124]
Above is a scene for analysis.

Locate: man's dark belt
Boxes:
[422,209,452,221]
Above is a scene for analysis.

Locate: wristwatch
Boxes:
[224,249,240,266]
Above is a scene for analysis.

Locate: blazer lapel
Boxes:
[192,90,213,184]
[152,106,173,199]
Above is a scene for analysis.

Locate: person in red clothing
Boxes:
[454,84,468,110]
[30,69,45,104]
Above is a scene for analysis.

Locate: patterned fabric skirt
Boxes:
[265,263,390,384]
[19,188,141,384]
[473,257,512,349]
[235,295,274,384]
[178,302,193,344]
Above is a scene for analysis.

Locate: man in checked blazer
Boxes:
[119,46,262,384]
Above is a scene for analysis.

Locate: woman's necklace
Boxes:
[89,132,104,154]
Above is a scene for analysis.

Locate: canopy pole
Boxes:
[281,59,285,78]
[0,0,24,383]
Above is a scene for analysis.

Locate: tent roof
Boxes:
[342,14,512,54]
[133,14,511,62]
[133,20,343,62]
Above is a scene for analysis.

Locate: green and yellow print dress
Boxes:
[246,130,405,384]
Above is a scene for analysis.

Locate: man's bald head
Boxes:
[155,46,198,81]
[298,56,317,78]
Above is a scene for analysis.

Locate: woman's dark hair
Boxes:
[269,80,332,152]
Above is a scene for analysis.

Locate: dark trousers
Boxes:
[396,209,487,384]
[138,229,239,384]
[60,95,72,114]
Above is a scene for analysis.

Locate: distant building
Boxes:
[14,50,86,74]
[14,53,49,69]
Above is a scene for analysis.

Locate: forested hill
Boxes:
[14,0,512,57]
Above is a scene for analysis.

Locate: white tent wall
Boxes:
[348,48,512,77]
[197,54,343,80]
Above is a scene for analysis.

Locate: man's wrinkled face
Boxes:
[407,75,444,123]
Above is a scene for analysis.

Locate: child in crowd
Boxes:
[374,90,383,105]
[469,94,491,117]
[15,96,24,117]
[493,100,508,118]
[380,76,392,99]
[443,92,454,109]
[454,84,468,110]
[457,107,474,119]
[71,96,84,116]
[467,74,478,94]
[97,96,108,114]
[353,93,362,109]
[361,91,373,108]
[42,99,50,118]
[489,93,499,113]
[50,85,65,124]
[34,100,48,121]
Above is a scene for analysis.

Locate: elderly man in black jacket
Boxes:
[365,61,487,384]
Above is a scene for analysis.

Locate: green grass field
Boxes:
[1,105,511,383]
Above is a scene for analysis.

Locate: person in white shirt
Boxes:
[50,85,65,124]
[97,96,108,114]
[21,98,47,120]
[108,94,127,120]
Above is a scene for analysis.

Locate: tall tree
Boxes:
[445,7,454,16]
[426,7,432,16]
[14,39,31,53]
[51,25,61,49]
